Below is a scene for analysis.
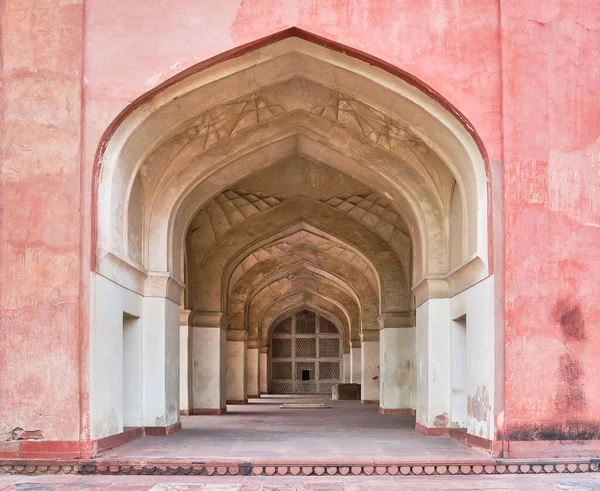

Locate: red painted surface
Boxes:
[1,0,599,455]
[0,427,143,459]
[0,0,85,443]
[501,0,600,441]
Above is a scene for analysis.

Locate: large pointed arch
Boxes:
[94,30,491,302]
[90,29,497,445]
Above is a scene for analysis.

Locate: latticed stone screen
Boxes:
[270,309,342,394]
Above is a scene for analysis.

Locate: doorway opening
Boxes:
[122,313,142,428]
[451,314,467,429]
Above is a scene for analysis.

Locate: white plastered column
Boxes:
[226,330,248,404]
[379,314,415,414]
[142,296,181,429]
[360,331,380,403]
[179,309,191,415]
[343,350,351,383]
[190,312,227,414]
[415,298,452,432]
[259,346,268,395]
[350,341,361,384]
[246,339,260,398]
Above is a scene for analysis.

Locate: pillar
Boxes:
[415,298,451,434]
[259,345,268,395]
[379,314,415,414]
[360,331,380,404]
[226,330,247,404]
[142,296,181,433]
[247,339,260,398]
[343,351,351,382]
[179,309,191,415]
[190,312,227,414]
[350,340,361,383]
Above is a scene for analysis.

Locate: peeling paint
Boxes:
[433,412,449,428]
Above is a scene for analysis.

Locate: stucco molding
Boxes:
[190,311,227,329]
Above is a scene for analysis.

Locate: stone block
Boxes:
[332,383,361,400]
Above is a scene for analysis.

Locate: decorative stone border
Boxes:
[0,459,598,476]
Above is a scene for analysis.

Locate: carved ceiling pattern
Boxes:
[310,93,420,151]
[203,188,284,239]
[138,78,452,211]
[231,230,373,283]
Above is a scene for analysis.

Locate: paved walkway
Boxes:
[1,473,600,490]
[103,395,484,462]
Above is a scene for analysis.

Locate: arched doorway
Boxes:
[90,30,497,446]
[270,309,343,394]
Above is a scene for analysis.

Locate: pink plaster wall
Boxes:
[1,0,599,446]
[0,0,84,442]
[501,0,600,439]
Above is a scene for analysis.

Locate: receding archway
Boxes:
[90,30,496,447]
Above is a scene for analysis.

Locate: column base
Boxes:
[360,399,379,404]
[144,422,182,436]
[378,407,415,415]
[180,409,190,416]
[415,422,449,436]
[0,427,144,459]
[190,407,227,415]
[226,399,248,405]
[247,394,260,399]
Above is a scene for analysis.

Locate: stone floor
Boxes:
[103,395,485,462]
[1,473,600,490]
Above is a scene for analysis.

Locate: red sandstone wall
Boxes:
[501,0,600,440]
[0,0,84,442]
[1,0,599,445]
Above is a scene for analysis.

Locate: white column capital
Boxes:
[378,312,415,329]
[360,330,380,343]
[226,329,248,342]
[190,311,227,329]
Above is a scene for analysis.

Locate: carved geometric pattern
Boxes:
[273,317,292,334]
[272,338,292,358]
[319,192,408,243]
[295,382,318,393]
[319,338,340,358]
[145,93,285,174]
[318,382,337,394]
[319,361,340,380]
[270,310,342,394]
[296,310,316,334]
[311,93,420,151]
[295,361,316,380]
[271,382,294,393]
[206,188,284,238]
[271,361,292,380]
[295,338,316,358]
[319,317,338,334]
[235,230,372,279]
[7,459,600,476]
